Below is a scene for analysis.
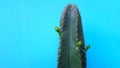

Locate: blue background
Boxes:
[0,0,120,68]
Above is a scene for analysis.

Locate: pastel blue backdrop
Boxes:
[0,0,120,68]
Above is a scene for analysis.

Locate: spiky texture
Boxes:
[57,4,86,68]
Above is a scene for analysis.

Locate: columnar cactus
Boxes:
[55,4,90,68]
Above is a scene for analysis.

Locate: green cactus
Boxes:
[55,4,90,68]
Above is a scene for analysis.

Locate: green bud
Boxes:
[55,26,61,36]
[85,44,90,51]
[55,26,59,32]
[77,41,82,48]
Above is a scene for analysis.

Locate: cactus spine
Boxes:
[55,4,90,68]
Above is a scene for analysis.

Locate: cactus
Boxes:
[55,4,90,68]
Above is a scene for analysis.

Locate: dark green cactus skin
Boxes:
[57,4,86,68]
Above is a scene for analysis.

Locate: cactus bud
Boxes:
[76,41,82,50]
[55,26,59,32]
[77,41,82,47]
[85,44,90,51]
[55,26,61,36]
